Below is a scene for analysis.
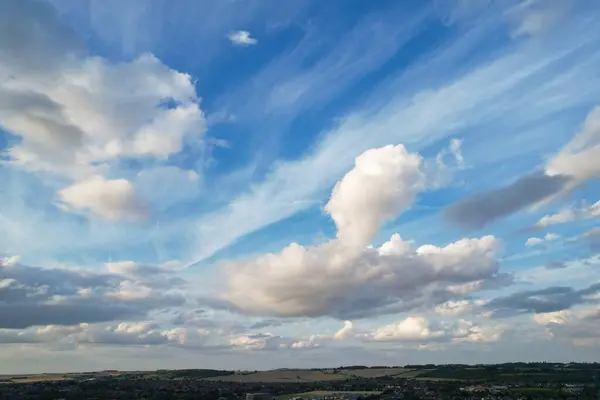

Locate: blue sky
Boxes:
[1,0,600,373]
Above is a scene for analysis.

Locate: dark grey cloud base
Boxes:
[445,172,571,229]
[0,261,185,329]
[486,283,600,317]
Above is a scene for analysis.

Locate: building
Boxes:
[246,393,273,400]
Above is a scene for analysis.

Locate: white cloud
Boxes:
[0,255,20,267]
[230,333,283,350]
[3,53,205,177]
[221,145,499,318]
[546,233,560,240]
[365,316,508,344]
[290,335,320,349]
[0,280,16,291]
[228,30,258,46]
[545,106,600,191]
[532,310,570,326]
[446,280,485,295]
[325,145,424,247]
[32,322,212,347]
[115,321,161,335]
[535,200,600,228]
[57,176,145,221]
[535,208,578,228]
[370,317,445,342]
[35,324,84,343]
[525,232,559,247]
[106,281,154,301]
[525,237,543,247]
[452,321,508,343]
[105,260,181,277]
[105,260,140,276]
[333,320,354,340]
[130,104,204,158]
[449,138,464,166]
[162,327,211,347]
[532,306,600,346]
[1,0,206,222]
[228,331,325,351]
[434,300,485,316]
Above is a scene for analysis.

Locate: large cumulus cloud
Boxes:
[219,145,501,318]
[0,0,206,221]
[325,145,424,247]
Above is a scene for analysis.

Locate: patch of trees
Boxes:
[403,364,435,369]
[419,365,597,383]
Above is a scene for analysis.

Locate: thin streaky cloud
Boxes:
[191,15,600,263]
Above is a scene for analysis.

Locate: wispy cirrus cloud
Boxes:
[190,6,600,263]
[215,3,430,120]
[49,0,311,59]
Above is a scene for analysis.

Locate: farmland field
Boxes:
[393,369,429,378]
[204,370,347,382]
[1,368,433,384]
[205,368,429,382]
[338,368,414,378]
[0,375,74,384]
[0,370,125,384]
[414,377,459,382]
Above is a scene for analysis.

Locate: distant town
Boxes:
[1,363,599,399]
